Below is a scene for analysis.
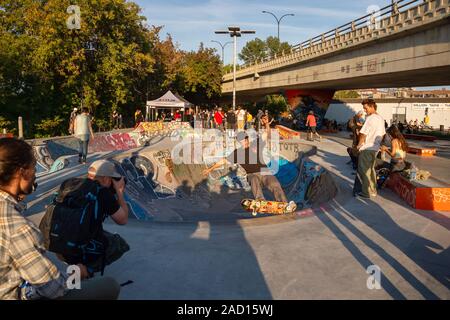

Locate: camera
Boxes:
[110,176,127,195]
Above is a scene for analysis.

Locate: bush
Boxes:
[0,116,17,135]
[34,116,65,138]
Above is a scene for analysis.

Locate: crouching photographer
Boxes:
[40,160,130,277]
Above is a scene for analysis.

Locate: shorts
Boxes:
[308,126,317,134]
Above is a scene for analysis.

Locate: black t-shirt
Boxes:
[227,111,236,124]
[227,143,267,174]
[97,188,121,220]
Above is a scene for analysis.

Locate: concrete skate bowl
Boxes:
[107,140,338,224]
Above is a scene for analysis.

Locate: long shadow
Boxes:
[314,206,407,299]
[105,173,273,299]
[319,168,449,299]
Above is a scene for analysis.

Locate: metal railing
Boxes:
[224,0,449,76]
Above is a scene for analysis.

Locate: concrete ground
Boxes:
[29,134,450,300]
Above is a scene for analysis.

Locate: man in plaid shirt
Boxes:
[0,138,120,300]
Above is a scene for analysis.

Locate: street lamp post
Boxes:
[215,27,255,110]
[211,40,233,64]
[262,11,295,41]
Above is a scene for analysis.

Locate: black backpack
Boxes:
[39,178,107,274]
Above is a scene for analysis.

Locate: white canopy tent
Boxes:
[146,91,193,121]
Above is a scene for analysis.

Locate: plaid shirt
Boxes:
[0,190,68,300]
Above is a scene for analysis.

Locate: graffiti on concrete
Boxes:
[153,150,175,183]
[34,144,70,175]
[89,133,138,152]
[392,176,416,208]
[285,89,335,131]
[34,145,54,171]
[430,189,450,204]
[113,155,176,220]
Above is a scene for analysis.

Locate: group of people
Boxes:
[0,137,130,299]
[1,111,292,300]
[195,107,257,131]
[396,117,430,134]
[348,99,408,199]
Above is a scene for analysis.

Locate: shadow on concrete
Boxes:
[317,169,449,299]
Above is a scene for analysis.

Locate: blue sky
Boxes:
[135,0,447,90]
[135,0,394,64]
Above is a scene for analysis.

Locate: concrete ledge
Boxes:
[405,134,437,142]
[386,172,450,211]
[275,125,302,140]
[407,146,437,156]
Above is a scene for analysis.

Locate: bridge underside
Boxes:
[219,65,450,104]
[220,15,450,104]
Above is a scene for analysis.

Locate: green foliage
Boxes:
[334,90,360,99]
[178,43,222,105]
[223,64,233,74]
[0,116,16,134]
[239,37,291,64]
[266,36,291,58]
[239,38,267,64]
[0,0,223,138]
[264,95,289,117]
[34,116,65,138]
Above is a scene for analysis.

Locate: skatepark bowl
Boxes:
[28,133,338,225]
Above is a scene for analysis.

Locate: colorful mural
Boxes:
[285,89,335,130]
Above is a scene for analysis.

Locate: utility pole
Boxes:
[211,40,233,64]
[215,27,255,110]
[262,11,295,41]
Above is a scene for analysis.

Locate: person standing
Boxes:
[246,112,254,129]
[256,109,264,131]
[306,111,322,142]
[347,111,365,170]
[353,99,386,199]
[236,107,246,131]
[226,108,237,132]
[73,107,94,164]
[68,108,78,135]
[134,109,144,128]
[112,110,119,130]
[214,108,224,130]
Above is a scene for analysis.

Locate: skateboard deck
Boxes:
[241,199,297,216]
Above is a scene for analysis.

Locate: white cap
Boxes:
[88,160,122,178]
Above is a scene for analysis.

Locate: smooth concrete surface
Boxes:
[28,133,450,300]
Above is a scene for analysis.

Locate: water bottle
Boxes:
[410,167,417,181]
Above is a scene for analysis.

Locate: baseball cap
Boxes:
[74,107,78,111]
[88,160,122,178]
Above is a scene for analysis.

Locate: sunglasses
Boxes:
[112,176,128,185]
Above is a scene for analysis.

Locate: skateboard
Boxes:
[241,199,297,216]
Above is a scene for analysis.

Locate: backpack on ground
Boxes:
[39,178,107,274]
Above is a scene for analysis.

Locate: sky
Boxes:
[134,0,448,90]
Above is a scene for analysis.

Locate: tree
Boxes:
[265,95,289,117]
[334,90,360,99]
[239,38,267,64]
[266,36,291,58]
[177,43,223,105]
[239,36,291,64]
